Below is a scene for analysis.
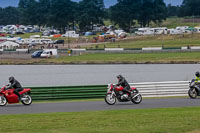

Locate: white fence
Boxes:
[130,81,190,97]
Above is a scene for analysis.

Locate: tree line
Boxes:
[167,0,200,17]
[0,0,199,32]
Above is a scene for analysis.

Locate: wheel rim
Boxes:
[106,94,116,104]
[0,96,7,106]
[22,95,32,104]
[190,90,197,97]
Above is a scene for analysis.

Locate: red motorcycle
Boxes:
[105,84,142,105]
[0,85,32,106]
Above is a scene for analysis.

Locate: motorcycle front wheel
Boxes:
[105,94,116,105]
[131,94,142,104]
[188,88,197,99]
[0,96,7,106]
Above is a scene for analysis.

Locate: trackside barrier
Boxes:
[29,81,190,100]
[30,85,107,100]
[130,81,189,97]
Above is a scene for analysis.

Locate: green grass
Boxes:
[7,33,43,38]
[1,107,200,133]
[1,52,200,64]
[47,52,200,64]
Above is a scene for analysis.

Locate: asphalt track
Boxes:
[0,64,199,87]
[0,98,200,115]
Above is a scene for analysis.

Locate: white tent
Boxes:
[0,41,20,49]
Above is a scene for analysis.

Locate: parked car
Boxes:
[31,50,43,58]
[53,40,64,44]
[0,33,5,37]
[40,51,51,58]
[16,32,24,35]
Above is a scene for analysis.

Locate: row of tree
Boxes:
[167,0,200,17]
[110,0,167,31]
[0,0,199,32]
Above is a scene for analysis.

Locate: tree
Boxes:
[138,0,155,27]
[18,0,38,25]
[0,7,20,25]
[36,0,51,26]
[152,0,167,26]
[48,0,78,33]
[167,4,179,17]
[78,0,106,31]
[179,0,200,16]
[110,0,167,29]
[110,0,141,31]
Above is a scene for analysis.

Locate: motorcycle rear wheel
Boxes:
[0,96,7,106]
[188,89,197,99]
[21,95,32,105]
[131,94,142,104]
[105,94,116,105]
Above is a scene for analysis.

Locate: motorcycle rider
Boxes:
[116,75,133,96]
[195,71,200,88]
[7,77,23,101]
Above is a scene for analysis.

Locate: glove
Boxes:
[5,85,10,90]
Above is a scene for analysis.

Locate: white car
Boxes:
[40,51,51,58]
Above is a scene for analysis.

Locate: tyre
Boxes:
[188,89,197,99]
[21,95,32,105]
[131,94,142,104]
[105,94,116,105]
[0,96,7,106]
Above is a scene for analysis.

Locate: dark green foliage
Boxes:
[78,0,106,31]
[167,4,179,17]
[48,0,78,33]
[4,0,105,32]
[110,0,167,30]
[110,0,141,31]
[152,0,167,26]
[138,0,155,27]
[18,0,38,25]
[178,0,200,17]
[1,0,199,32]
[0,7,20,25]
[36,0,51,26]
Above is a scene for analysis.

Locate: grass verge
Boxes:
[1,52,200,64]
[43,52,200,64]
[0,107,200,133]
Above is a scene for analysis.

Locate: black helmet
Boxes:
[195,72,200,77]
[9,76,15,83]
[117,74,123,79]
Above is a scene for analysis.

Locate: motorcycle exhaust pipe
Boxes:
[21,98,28,101]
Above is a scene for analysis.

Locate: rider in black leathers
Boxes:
[116,75,132,96]
[7,77,23,101]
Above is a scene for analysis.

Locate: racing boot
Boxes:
[18,95,21,101]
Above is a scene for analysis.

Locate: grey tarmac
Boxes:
[0,98,200,115]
